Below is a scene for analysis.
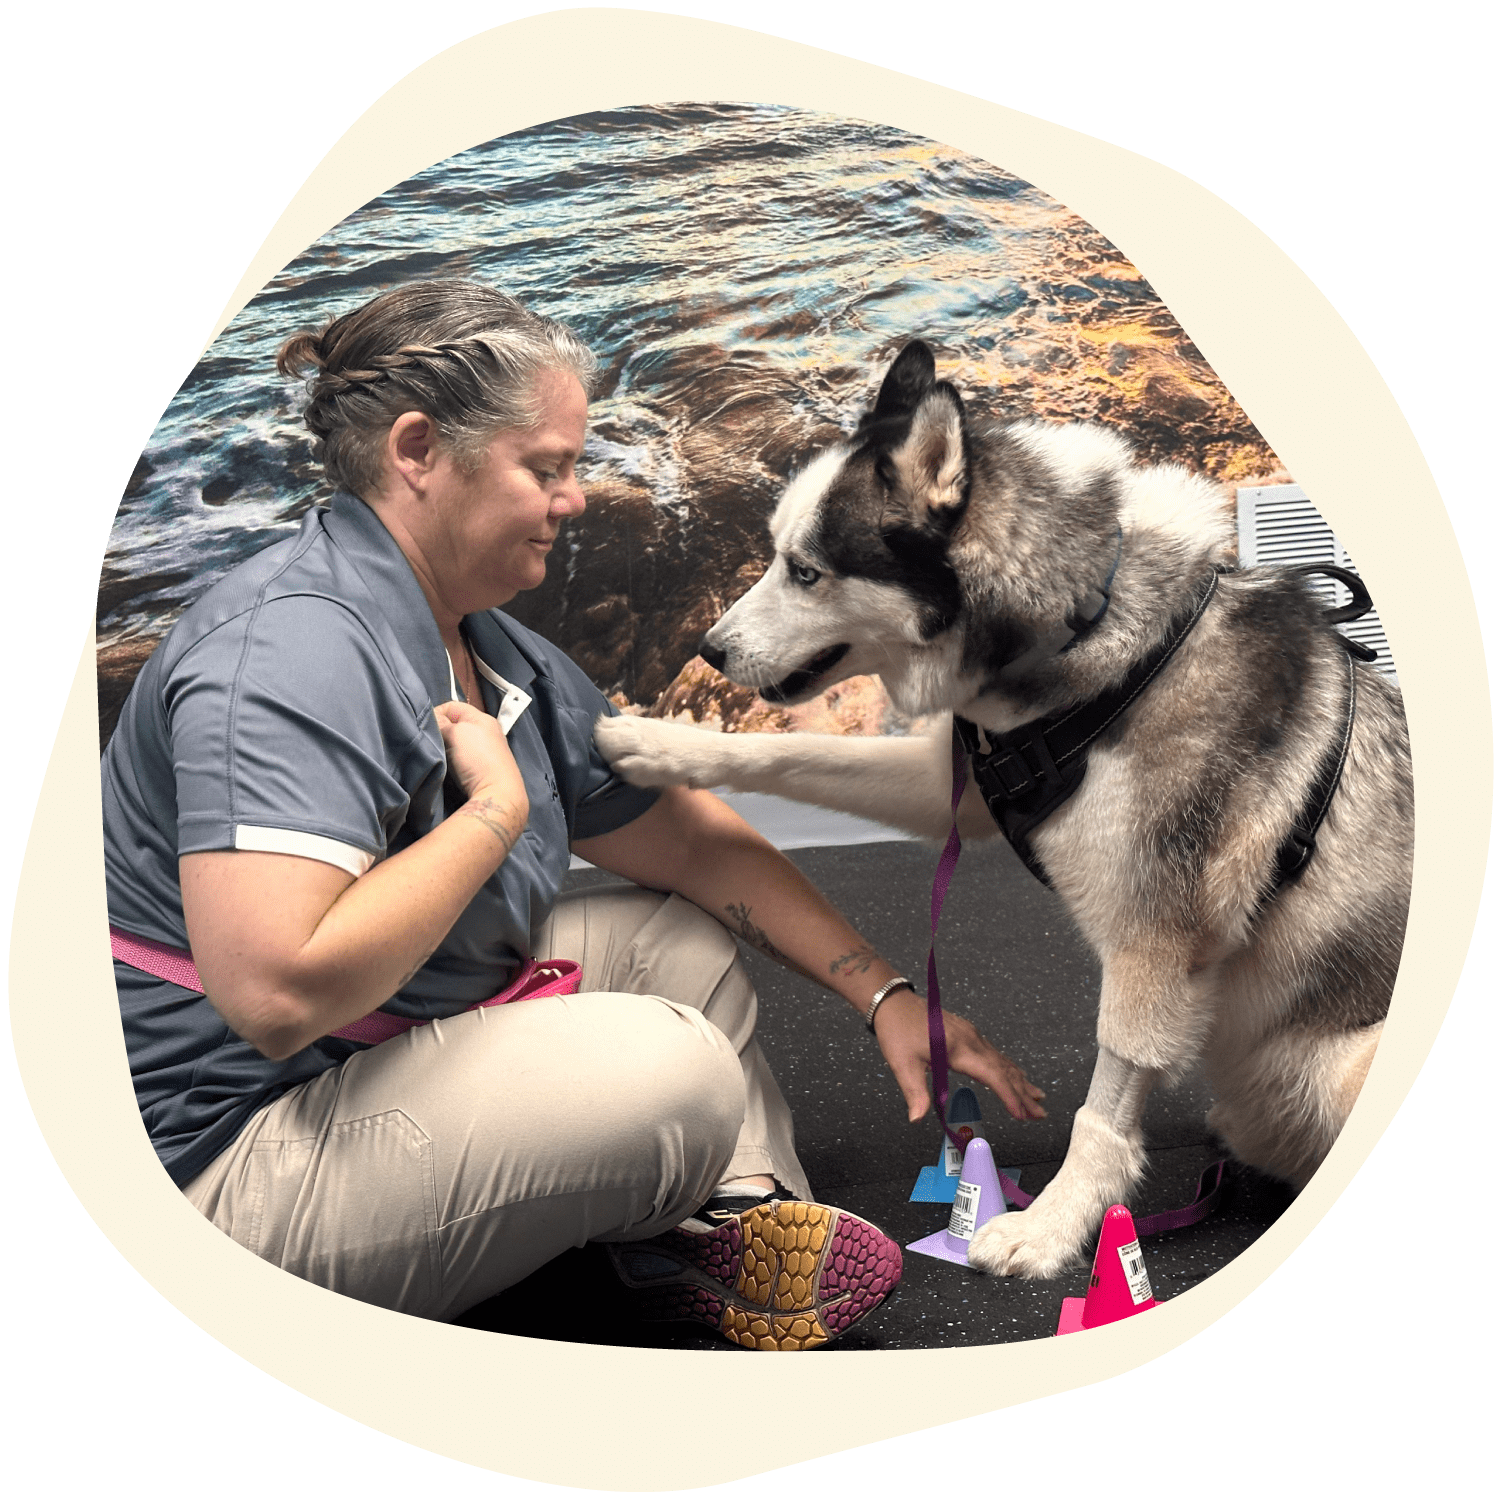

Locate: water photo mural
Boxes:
[97,101,1289,743]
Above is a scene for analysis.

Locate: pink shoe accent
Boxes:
[820,1216,904,1334]
[662,1218,742,1290]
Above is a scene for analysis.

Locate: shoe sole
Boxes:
[611,1201,903,1350]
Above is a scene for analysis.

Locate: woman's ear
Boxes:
[385,411,441,494]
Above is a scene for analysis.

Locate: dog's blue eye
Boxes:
[788,561,821,586]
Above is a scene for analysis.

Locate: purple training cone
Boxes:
[906,1137,1007,1265]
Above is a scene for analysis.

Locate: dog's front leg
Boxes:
[968,1046,1157,1278]
[594,714,994,841]
[969,941,1206,1277]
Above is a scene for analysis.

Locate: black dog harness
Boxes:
[956,564,1375,898]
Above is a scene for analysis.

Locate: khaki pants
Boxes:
[183,885,811,1320]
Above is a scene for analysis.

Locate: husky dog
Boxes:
[595,341,1413,1278]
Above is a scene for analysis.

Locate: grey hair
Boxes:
[277,279,598,497]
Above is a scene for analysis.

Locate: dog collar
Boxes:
[993,528,1124,685]
[1062,526,1124,648]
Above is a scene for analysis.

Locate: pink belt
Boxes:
[108,926,582,1045]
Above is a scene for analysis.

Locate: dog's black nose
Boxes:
[698,638,727,672]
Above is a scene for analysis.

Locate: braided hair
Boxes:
[277,280,597,497]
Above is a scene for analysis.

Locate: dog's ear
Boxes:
[882,383,969,531]
[869,340,936,425]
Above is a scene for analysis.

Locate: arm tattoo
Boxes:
[459,794,526,852]
[723,901,791,966]
[828,943,879,980]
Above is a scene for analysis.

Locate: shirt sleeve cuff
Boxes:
[233,824,376,877]
[570,781,663,842]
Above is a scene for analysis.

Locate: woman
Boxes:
[102,280,1044,1348]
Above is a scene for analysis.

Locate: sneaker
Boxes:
[608,1192,903,1350]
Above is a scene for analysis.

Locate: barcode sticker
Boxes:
[948,1181,982,1240]
[1117,1239,1153,1305]
[943,1123,985,1176]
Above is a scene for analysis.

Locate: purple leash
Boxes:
[925,720,1232,1231]
[923,729,969,1157]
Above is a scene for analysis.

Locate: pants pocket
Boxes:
[248,1108,443,1314]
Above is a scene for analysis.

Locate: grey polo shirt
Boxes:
[102,490,660,1186]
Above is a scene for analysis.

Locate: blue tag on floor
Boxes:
[910,1163,1022,1203]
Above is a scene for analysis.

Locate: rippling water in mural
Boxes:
[98,102,1287,738]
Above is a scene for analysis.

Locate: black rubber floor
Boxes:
[455,838,1293,1349]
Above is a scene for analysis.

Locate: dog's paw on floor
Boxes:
[968,1211,1087,1279]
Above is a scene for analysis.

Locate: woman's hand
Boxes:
[871,985,1047,1123]
[436,699,529,841]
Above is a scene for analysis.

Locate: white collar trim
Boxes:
[472,653,533,735]
[446,650,533,737]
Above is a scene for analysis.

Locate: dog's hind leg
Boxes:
[594,713,1000,841]
[1208,1022,1382,1189]
[970,937,1214,1277]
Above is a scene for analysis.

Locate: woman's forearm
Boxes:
[575,785,1047,1122]
[682,837,904,1015]
[576,787,904,1017]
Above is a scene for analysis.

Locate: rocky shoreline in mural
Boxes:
[97,102,1287,746]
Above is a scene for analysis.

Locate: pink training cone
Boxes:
[907,1137,1006,1265]
[1056,1204,1157,1334]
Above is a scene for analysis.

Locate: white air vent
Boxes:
[1236,484,1396,680]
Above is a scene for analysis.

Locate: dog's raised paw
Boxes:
[966,1211,1083,1280]
[593,714,727,789]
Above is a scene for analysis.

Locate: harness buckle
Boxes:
[959,717,1041,802]
[952,716,983,755]
[973,734,1070,803]
[989,751,1037,798]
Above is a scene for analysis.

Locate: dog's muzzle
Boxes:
[698,634,850,704]
[761,642,850,703]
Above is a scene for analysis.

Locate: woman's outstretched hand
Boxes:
[871,984,1047,1123]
